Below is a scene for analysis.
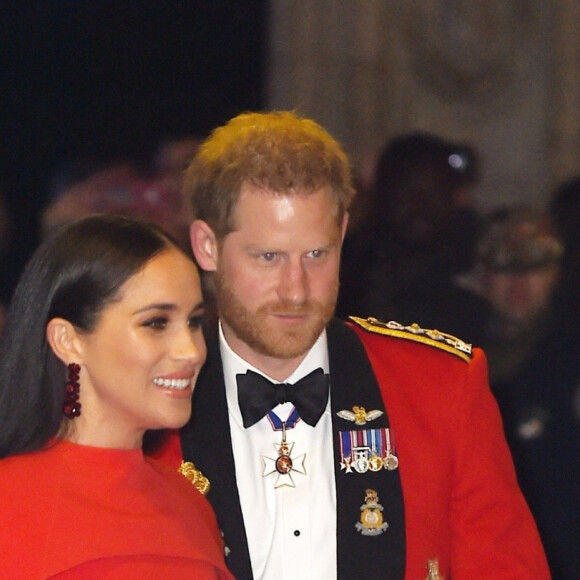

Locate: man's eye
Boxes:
[308,249,325,258]
[260,252,278,262]
[143,317,168,329]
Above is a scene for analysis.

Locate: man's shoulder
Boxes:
[346,316,473,363]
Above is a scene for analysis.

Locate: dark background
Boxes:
[0,1,268,300]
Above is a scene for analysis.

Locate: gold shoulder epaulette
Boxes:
[349,316,473,362]
[179,461,211,495]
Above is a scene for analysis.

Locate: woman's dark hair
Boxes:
[0,214,177,458]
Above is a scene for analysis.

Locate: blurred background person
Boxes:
[468,205,565,375]
[0,215,232,579]
[457,204,580,579]
[337,131,482,331]
[153,134,202,182]
[549,175,580,332]
[40,142,198,252]
[152,134,203,240]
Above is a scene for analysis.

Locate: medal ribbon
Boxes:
[340,428,396,463]
[266,407,301,431]
[340,430,352,459]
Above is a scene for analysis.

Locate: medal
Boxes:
[263,410,306,488]
[368,453,383,471]
[340,428,399,473]
[384,452,399,470]
[352,447,370,473]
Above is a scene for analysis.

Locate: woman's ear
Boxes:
[46,318,83,365]
[190,219,218,271]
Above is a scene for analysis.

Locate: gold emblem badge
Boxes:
[355,489,389,536]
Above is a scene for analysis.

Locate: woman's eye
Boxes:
[188,314,204,329]
[143,317,168,330]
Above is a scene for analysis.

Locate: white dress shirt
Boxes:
[220,325,337,580]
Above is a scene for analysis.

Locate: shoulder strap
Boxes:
[349,316,473,362]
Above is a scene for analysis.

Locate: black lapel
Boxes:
[180,326,254,580]
[327,318,406,580]
[181,320,405,579]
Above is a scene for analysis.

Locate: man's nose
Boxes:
[278,258,309,304]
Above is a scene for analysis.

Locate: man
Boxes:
[460,205,579,579]
[176,111,549,579]
[336,131,482,326]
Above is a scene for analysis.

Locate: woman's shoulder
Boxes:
[0,445,56,481]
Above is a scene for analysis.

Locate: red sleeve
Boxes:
[350,324,550,579]
[448,349,550,578]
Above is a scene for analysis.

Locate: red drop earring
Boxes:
[63,362,81,419]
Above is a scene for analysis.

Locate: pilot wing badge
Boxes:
[336,405,383,426]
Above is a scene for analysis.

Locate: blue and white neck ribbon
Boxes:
[266,407,301,431]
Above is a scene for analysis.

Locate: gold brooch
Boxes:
[179,461,211,495]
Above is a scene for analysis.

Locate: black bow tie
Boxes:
[236,367,330,428]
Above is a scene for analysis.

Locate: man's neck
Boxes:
[219,321,324,382]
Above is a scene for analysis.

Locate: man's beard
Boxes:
[214,270,337,359]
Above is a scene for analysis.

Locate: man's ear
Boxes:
[46,318,83,365]
[190,219,219,271]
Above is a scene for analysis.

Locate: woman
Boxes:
[0,215,233,579]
